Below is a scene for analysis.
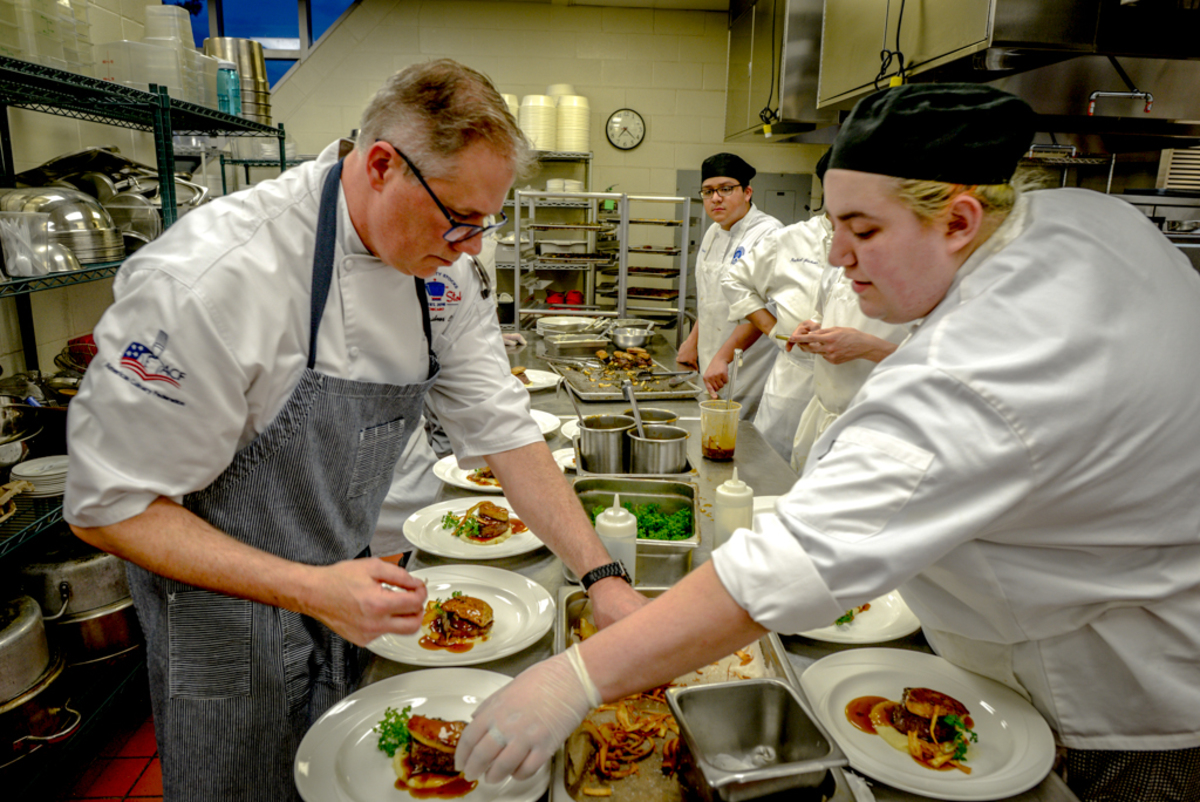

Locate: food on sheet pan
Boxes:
[440,501,528,545]
[846,687,979,773]
[419,591,494,652]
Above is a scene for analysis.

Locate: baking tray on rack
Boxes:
[598,265,680,277]
[547,358,700,400]
[599,217,683,226]
[526,222,615,232]
[597,286,680,300]
[536,253,615,264]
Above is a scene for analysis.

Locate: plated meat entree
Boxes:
[420,591,494,651]
[465,466,501,489]
[375,706,477,797]
[440,500,528,545]
[845,687,978,773]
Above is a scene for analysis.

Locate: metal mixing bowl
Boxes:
[611,326,652,350]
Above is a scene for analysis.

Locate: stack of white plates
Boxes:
[546,178,566,192]
[557,95,590,152]
[564,179,585,192]
[501,93,519,122]
[519,95,557,151]
[11,455,69,498]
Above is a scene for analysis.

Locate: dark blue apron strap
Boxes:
[309,159,344,370]
[310,159,437,369]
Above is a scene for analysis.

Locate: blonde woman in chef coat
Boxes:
[676,153,782,418]
[456,84,1200,802]
[785,264,910,471]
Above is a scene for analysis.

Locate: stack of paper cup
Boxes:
[519,95,557,151]
[501,93,519,122]
[546,83,575,101]
[556,95,590,153]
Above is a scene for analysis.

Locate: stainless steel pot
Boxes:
[578,414,636,473]
[51,597,141,665]
[627,424,689,474]
[0,653,80,768]
[621,407,679,425]
[0,597,51,703]
[19,531,130,619]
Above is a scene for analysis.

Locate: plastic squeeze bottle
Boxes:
[594,493,638,586]
[714,468,754,548]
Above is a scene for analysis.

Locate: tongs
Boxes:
[634,369,693,381]
[542,355,604,369]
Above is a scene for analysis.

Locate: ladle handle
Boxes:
[622,380,646,438]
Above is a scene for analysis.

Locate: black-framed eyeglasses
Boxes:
[380,141,509,243]
[699,184,742,199]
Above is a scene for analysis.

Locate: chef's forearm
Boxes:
[578,562,769,701]
[715,322,765,363]
[70,496,319,613]
[485,441,612,575]
[746,308,777,337]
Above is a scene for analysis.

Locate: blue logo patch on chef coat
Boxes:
[732,247,745,263]
[426,270,462,322]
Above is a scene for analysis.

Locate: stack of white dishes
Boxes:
[564,178,585,192]
[12,455,69,497]
[556,95,590,152]
[546,178,566,192]
[501,93,519,121]
[519,95,557,151]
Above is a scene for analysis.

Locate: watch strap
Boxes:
[580,560,632,592]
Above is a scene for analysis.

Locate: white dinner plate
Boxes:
[560,418,580,440]
[551,447,576,471]
[799,592,922,644]
[530,408,560,437]
[518,369,561,392]
[800,649,1055,801]
[294,668,549,802]
[11,455,69,478]
[752,497,921,643]
[367,564,554,666]
[403,497,547,560]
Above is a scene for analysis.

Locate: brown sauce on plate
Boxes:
[845,695,889,734]
[394,775,478,798]
[418,637,482,653]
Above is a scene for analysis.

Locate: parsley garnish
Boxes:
[943,714,978,761]
[835,609,856,626]
[587,502,692,541]
[374,705,412,758]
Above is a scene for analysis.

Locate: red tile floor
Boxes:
[58,704,161,801]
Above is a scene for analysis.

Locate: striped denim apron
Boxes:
[126,159,441,801]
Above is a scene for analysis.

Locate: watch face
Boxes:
[606,109,645,151]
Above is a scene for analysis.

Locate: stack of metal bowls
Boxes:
[0,187,124,265]
[203,37,271,125]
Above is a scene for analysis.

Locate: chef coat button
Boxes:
[349,346,360,359]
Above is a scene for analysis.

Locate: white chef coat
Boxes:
[694,205,782,418]
[722,215,831,460]
[714,189,1200,750]
[790,266,911,471]
[65,140,542,529]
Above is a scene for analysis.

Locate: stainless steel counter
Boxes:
[361,330,1079,802]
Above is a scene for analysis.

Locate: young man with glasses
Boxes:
[676,153,782,418]
[64,59,645,802]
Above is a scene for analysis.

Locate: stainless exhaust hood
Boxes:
[726,0,1200,151]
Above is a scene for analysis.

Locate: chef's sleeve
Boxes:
[425,280,543,467]
[64,268,257,528]
[723,231,778,322]
[711,366,1035,633]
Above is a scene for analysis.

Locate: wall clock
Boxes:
[606,108,646,151]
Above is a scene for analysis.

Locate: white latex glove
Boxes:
[456,645,600,783]
[502,332,527,348]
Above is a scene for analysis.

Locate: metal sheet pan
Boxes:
[548,359,701,400]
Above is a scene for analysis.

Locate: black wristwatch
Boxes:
[581,560,632,592]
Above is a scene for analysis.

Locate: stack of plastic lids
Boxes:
[556,95,590,153]
[519,95,557,151]
[12,455,69,498]
[501,93,519,122]
[141,3,191,100]
[63,0,93,76]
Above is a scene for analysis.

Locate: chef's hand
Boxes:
[302,559,427,646]
[675,338,699,370]
[702,355,729,398]
[783,319,818,353]
[457,646,601,783]
[587,576,650,629]
[502,332,527,348]
[795,327,897,365]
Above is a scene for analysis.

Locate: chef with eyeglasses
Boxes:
[675,153,782,417]
[63,59,646,802]
[456,84,1200,802]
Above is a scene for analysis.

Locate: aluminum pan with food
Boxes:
[550,588,852,802]
[550,358,701,401]
[572,477,698,552]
